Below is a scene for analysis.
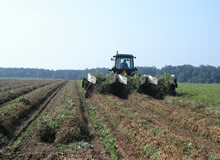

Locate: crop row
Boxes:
[1,80,219,159]
[35,81,89,144]
[5,81,108,160]
[0,80,57,106]
[0,79,32,89]
[134,94,220,143]
[0,80,65,147]
[0,79,52,93]
[77,81,120,160]
[85,91,220,159]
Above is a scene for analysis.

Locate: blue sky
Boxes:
[0,0,219,70]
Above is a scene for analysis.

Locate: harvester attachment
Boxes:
[141,75,158,86]
[108,73,130,99]
[138,74,178,98]
[82,73,96,98]
[139,75,163,99]
[109,73,127,85]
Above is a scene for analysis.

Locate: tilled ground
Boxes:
[87,92,220,159]
[0,81,110,160]
[0,80,56,106]
[1,80,219,160]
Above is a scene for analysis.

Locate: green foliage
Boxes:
[77,81,121,160]
[92,72,139,94]
[19,97,31,105]
[37,93,88,144]
[158,74,172,94]
[37,116,60,143]
[55,116,89,144]
[127,74,141,90]
[177,83,220,106]
[56,141,93,155]
[87,105,120,160]
[143,143,159,159]
[91,72,175,99]
[208,155,220,160]
[92,72,110,93]
[138,74,174,99]
[1,65,220,83]
[9,119,38,151]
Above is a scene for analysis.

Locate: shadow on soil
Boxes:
[109,84,130,99]
[176,92,195,97]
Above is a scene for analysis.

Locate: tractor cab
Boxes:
[110,52,137,76]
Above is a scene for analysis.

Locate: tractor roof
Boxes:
[115,54,134,57]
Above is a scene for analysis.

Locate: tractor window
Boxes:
[116,57,134,69]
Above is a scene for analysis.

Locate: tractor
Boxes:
[107,51,138,98]
[82,51,137,98]
[82,51,178,99]
[110,51,137,76]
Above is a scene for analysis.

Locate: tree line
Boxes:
[0,65,220,83]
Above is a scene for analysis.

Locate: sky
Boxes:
[0,0,219,70]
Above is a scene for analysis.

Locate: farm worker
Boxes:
[169,78,178,96]
[120,59,128,69]
[174,78,178,88]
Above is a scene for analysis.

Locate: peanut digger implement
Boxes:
[82,52,178,99]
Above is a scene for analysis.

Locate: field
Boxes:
[177,83,220,106]
[0,79,219,159]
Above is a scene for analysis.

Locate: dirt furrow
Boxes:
[108,93,220,154]
[74,81,111,159]
[131,92,220,142]
[89,95,141,160]
[93,92,220,159]
[89,94,152,159]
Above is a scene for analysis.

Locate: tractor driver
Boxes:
[120,59,128,69]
